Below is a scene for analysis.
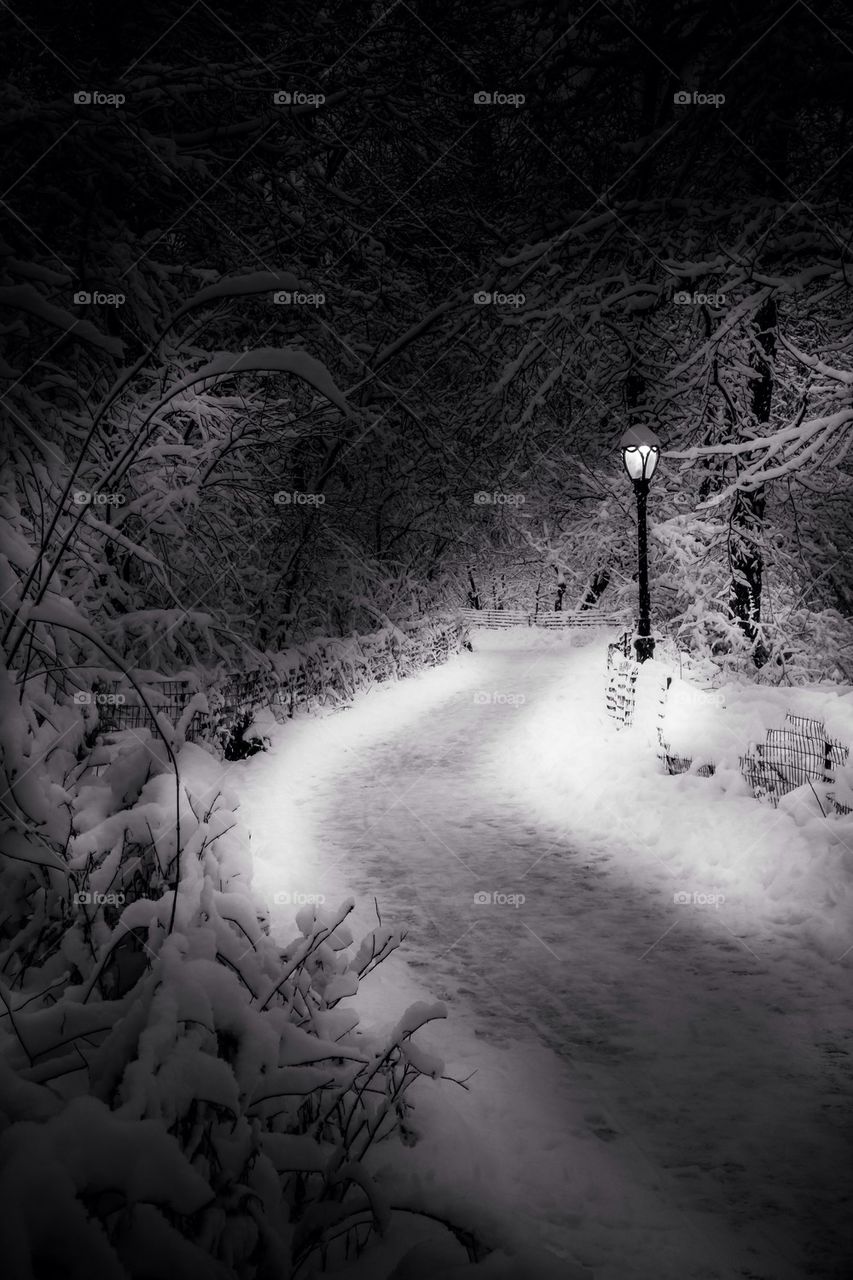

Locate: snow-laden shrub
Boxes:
[0,663,452,1278]
[651,509,853,685]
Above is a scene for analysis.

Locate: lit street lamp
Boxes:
[620,425,661,663]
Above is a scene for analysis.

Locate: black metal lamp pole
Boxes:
[619,425,661,664]
[633,478,654,662]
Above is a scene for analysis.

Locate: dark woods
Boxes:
[1,0,851,676]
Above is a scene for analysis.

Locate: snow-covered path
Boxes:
[230,633,853,1280]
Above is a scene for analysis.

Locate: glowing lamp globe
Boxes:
[620,425,661,483]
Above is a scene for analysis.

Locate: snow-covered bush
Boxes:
[0,646,457,1277]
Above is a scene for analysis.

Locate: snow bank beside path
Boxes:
[497,634,853,963]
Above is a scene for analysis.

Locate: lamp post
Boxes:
[620,425,661,663]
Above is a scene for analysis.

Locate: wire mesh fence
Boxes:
[604,631,638,729]
[656,676,716,777]
[87,679,207,741]
[606,632,632,664]
[85,619,471,758]
[739,712,849,808]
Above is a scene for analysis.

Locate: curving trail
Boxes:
[232,633,853,1280]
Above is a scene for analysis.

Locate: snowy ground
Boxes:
[223,630,853,1280]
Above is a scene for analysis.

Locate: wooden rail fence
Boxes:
[459,607,626,629]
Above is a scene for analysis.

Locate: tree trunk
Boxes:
[554,566,566,611]
[533,564,544,619]
[579,568,610,610]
